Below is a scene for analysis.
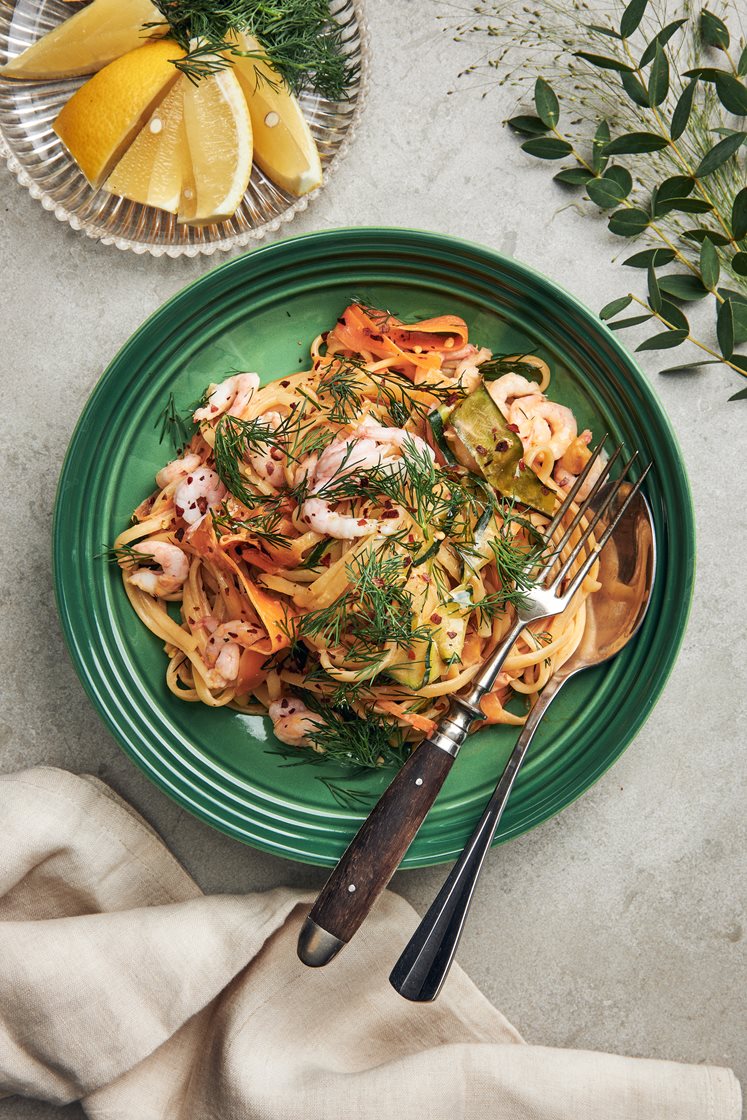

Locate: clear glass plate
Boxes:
[0,0,368,256]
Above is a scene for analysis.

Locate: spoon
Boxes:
[389,482,656,1002]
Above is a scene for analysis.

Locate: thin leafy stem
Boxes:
[628,292,745,373]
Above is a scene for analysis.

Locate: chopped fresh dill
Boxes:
[147,0,356,95]
[212,503,290,551]
[154,392,196,456]
[478,354,541,382]
[299,692,409,768]
[98,543,153,567]
[316,778,376,809]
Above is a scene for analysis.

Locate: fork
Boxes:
[297,439,641,968]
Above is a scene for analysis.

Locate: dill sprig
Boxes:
[154,392,196,456]
[212,503,290,550]
[298,691,410,768]
[317,355,466,427]
[98,543,153,567]
[148,0,356,95]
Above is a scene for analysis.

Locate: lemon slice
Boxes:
[105,79,186,213]
[178,68,253,225]
[1,0,165,80]
[229,32,322,197]
[53,39,183,188]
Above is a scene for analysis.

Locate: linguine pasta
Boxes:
[112,302,602,768]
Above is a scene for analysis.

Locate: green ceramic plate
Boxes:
[53,228,694,868]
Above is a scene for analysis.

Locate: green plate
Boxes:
[53,228,694,868]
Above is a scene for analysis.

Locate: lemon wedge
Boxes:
[53,39,183,188]
[1,0,165,80]
[229,33,322,197]
[105,79,186,213]
[178,68,253,225]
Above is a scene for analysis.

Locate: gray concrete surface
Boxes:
[1,1,745,1116]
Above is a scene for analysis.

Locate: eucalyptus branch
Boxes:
[451,0,747,393]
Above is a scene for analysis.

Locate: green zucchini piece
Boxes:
[427,405,457,465]
[446,386,555,516]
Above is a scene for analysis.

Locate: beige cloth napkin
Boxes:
[0,767,740,1120]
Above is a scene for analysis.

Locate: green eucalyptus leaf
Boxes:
[728,384,747,401]
[695,132,747,178]
[739,46,747,77]
[728,355,747,374]
[639,19,687,66]
[732,252,747,276]
[700,9,730,51]
[699,237,720,290]
[659,300,690,332]
[553,167,596,185]
[636,328,689,350]
[608,208,650,236]
[648,42,669,106]
[575,51,635,72]
[534,77,560,128]
[620,0,648,39]
[659,360,721,374]
[605,166,633,195]
[605,131,668,154]
[733,303,747,345]
[718,287,747,306]
[717,299,734,357]
[683,67,727,81]
[647,263,662,312]
[657,175,694,201]
[658,274,709,301]
[714,73,747,116]
[521,137,573,159]
[682,229,731,246]
[623,247,676,268]
[670,79,696,141]
[607,313,654,329]
[600,295,633,319]
[592,119,611,174]
[656,197,713,215]
[588,176,627,208]
[732,189,747,241]
[621,70,650,107]
[589,24,623,39]
[507,115,550,136]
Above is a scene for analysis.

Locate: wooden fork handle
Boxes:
[297,740,454,966]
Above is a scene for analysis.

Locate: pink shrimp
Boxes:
[127,541,189,598]
[193,373,260,423]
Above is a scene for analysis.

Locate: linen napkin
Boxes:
[0,767,740,1120]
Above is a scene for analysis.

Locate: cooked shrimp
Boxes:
[353,416,435,462]
[311,436,390,492]
[509,395,577,459]
[155,453,202,490]
[174,467,226,525]
[301,497,379,539]
[486,373,540,416]
[268,697,326,748]
[247,411,286,488]
[205,620,264,683]
[442,344,492,393]
[127,541,189,598]
[193,373,260,423]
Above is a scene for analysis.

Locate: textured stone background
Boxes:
[1,1,745,1116]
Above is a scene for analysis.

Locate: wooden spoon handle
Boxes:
[297,740,454,966]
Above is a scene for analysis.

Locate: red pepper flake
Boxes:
[357,518,368,526]
[508,423,520,433]
[430,612,442,624]
[447,630,457,639]
[321,331,329,342]
[403,557,412,567]
[475,444,488,456]
[369,333,383,342]
[280,380,290,388]
[373,577,386,589]
[381,509,399,519]
[407,649,416,661]
[188,617,195,625]
[280,698,288,710]
[270,448,284,461]
[446,393,459,406]
[210,405,218,413]
[175,527,185,542]
[519,459,526,472]
[175,505,184,517]
[337,317,345,325]
[321,554,332,567]
[496,440,509,452]
[408,533,415,543]
[186,475,193,484]
[266,463,275,476]
[197,497,208,514]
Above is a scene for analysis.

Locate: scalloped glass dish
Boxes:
[0,0,368,256]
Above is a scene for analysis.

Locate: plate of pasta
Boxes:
[53,228,694,867]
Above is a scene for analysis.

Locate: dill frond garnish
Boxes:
[98,543,153,567]
[154,392,196,456]
[148,0,356,95]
